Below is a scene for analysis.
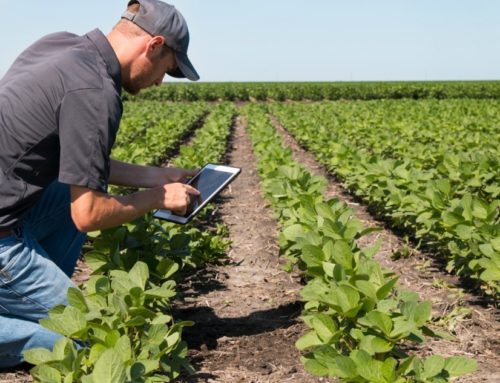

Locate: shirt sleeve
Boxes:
[58,88,114,193]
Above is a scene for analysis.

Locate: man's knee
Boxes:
[0,315,63,369]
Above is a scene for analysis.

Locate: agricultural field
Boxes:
[2,81,498,383]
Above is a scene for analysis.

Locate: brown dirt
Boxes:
[270,115,500,383]
[174,116,328,382]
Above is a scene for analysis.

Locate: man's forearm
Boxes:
[70,182,199,232]
[109,159,163,188]
[71,187,159,232]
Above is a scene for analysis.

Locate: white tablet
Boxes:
[153,164,241,224]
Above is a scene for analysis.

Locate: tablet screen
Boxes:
[153,164,240,224]
[183,168,234,217]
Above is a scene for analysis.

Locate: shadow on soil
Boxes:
[174,300,303,350]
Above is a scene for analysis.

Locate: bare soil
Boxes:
[270,115,499,383]
[174,116,327,382]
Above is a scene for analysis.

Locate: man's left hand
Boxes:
[162,166,199,184]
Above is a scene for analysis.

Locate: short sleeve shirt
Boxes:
[0,29,123,229]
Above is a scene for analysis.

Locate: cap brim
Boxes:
[167,51,199,81]
[167,67,185,79]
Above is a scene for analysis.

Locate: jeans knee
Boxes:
[0,316,63,369]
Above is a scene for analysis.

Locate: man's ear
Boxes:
[148,35,165,52]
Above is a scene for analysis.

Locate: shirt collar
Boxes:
[86,29,122,91]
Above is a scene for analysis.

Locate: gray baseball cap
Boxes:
[121,0,199,81]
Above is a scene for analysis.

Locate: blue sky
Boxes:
[1,1,499,82]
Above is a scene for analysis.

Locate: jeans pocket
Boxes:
[0,235,25,287]
[0,242,21,314]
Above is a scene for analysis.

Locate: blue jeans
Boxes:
[0,181,86,369]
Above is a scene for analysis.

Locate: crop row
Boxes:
[25,103,236,382]
[112,101,209,165]
[127,81,500,102]
[242,103,476,382]
[270,100,500,297]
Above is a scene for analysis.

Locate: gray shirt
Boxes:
[0,29,123,230]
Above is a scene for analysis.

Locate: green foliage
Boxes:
[25,261,193,382]
[174,102,235,168]
[112,101,209,165]
[271,100,500,297]
[127,81,500,102]
[242,103,476,382]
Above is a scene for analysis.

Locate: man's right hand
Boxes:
[154,183,200,215]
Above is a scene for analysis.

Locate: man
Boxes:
[0,0,200,368]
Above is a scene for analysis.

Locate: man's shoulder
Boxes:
[34,31,107,91]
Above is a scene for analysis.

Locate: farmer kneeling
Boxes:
[0,0,199,368]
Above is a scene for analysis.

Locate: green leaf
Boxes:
[444,356,477,377]
[105,330,121,347]
[472,198,488,219]
[92,349,127,383]
[327,284,360,316]
[52,337,76,363]
[129,261,149,289]
[455,224,474,240]
[125,316,146,327]
[390,318,417,338]
[282,224,306,241]
[492,237,500,252]
[355,280,378,301]
[84,251,110,273]
[359,335,393,355]
[357,358,387,383]
[165,331,181,348]
[422,355,445,378]
[322,261,336,278]
[301,245,324,268]
[480,266,500,282]
[145,287,177,299]
[146,324,170,346]
[114,336,132,363]
[30,365,62,383]
[310,314,337,342]
[89,344,106,364]
[479,244,494,257]
[442,212,462,227]
[461,194,473,221]
[303,358,329,377]
[63,373,75,383]
[381,357,397,381]
[23,348,54,365]
[40,306,88,337]
[362,310,393,336]
[332,356,358,379]
[332,240,354,270]
[156,258,179,279]
[376,276,399,300]
[67,287,89,313]
[413,301,432,326]
[151,314,173,325]
[361,238,382,259]
[134,359,159,375]
[295,331,323,350]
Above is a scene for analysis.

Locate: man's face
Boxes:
[124,39,178,95]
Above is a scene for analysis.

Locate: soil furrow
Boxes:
[269,114,499,383]
[175,115,327,383]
